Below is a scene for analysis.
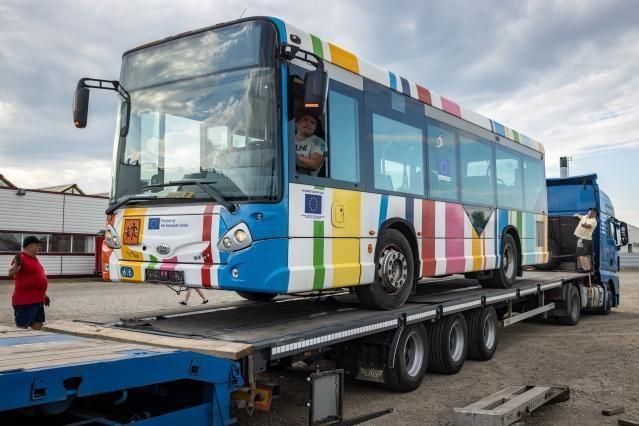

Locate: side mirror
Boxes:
[119,100,131,138]
[73,85,90,128]
[619,221,629,246]
[303,67,328,115]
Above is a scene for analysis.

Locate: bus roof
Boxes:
[276,18,545,155]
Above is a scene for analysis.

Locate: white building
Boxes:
[0,178,108,278]
[620,223,639,269]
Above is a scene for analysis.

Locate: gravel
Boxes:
[1,272,637,425]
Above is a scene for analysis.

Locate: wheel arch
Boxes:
[379,218,421,279]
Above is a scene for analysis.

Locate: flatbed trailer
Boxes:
[0,270,609,425]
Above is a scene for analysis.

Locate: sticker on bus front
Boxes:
[123,219,141,245]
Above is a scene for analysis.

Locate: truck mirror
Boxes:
[73,85,90,128]
[619,222,629,246]
[303,68,328,115]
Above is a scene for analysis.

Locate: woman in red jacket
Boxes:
[8,236,50,330]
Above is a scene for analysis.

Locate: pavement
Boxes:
[1,271,638,425]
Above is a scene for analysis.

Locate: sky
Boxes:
[1,0,638,223]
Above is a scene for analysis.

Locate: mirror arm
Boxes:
[78,78,130,102]
[279,45,323,71]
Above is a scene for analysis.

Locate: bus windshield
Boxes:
[111,20,279,205]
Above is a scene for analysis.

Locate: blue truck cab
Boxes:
[544,174,629,306]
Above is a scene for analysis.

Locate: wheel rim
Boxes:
[503,243,516,279]
[378,245,408,296]
[403,330,425,377]
[482,314,496,349]
[449,321,465,362]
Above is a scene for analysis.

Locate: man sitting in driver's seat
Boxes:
[294,113,326,177]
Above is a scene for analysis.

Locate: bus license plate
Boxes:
[146,269,184,284]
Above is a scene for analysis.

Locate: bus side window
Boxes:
[327,87,360,183]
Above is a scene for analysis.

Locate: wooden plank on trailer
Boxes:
[44,321,253,360]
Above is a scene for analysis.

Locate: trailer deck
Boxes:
[45,271,586,364]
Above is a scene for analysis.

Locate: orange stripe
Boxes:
[328,43,359,74]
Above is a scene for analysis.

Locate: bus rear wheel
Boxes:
[480,233,518,289]
[355,229,414,310]
[236,291,278,302]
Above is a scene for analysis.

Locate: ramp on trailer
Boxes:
[46,271,586,365]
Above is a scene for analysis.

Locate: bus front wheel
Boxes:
[355,229,414,310]
[480,233,518,289]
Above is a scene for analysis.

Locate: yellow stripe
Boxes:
[328,43,359,74]
[472,229,483,271]
[118,261,143,282]
[331,189,361,288]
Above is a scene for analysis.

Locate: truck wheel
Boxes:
[598,284,613,315]
[480,234,518,289]
[236,291,278,302]
[428,314,468,374]
[466,306,499,361]
[355,229,414,310]
[384,324,428,392]
[533,239,559,271]
[555,285,581,325]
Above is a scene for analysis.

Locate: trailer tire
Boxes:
[236,291,278,302]
[355,229,414,310]
[480,234,518,289]
[466,306,499,361]
[384,324,429,392]
[555,285,581,326]
[428,314,468,374]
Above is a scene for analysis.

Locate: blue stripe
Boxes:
[491,120,506,137]
[378,195,389,229]
[400,77,411,95]
[389,72,397,90]
[405,197,414,226]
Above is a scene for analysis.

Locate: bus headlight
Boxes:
[104,224,121,249]
[218,223,252,252]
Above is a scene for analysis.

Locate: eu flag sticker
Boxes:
[148,217,161,230]
[304,194,322,215]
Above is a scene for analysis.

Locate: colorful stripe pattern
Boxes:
[282,21,544,154]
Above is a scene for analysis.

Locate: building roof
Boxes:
[37,183,85,195]
[0,174,16,188]
[278,18,545,154]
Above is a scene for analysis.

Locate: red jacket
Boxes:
[12,252,48,306]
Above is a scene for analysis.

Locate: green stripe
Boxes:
[147,254,158,270]
[312,220,325,291]
[516,211,523,236]
[310,34,324,58]
[512,130,520,143]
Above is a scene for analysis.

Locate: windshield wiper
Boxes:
[106,194,158,215]
[143,180,238,212]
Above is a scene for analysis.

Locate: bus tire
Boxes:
[533,239,559,271]
[355,229,414,310]
[384,324,429,392]
[466,306,499,361]
[236,291,278,302]
[427,314,468,374]
[555,285,581,325]
[480,234,518,289]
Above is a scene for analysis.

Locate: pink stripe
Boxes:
[445,204,465,274]
[441,96,461,118]
[160,256,178,271]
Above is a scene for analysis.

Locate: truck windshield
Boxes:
[111,20,279,205]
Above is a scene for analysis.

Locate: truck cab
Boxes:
[543,174,628,306]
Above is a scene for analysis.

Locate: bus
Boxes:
[72,16,548,310]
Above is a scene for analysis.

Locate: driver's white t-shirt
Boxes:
[295,135,326,176]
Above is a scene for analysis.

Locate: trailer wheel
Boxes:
[384,324,429,392]
[355,229,414,310]
[466,306,499,361]
[555,285,581,326]
[480,234,518,289]
[236,291,278,302]
[428,314,468,374]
